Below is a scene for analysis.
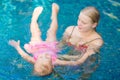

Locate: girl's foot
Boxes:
[32,6,43,21]
[51,3,59,19]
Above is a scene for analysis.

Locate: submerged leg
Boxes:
[46,3,59,42]
[30,6,43,44]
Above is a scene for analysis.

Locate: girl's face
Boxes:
[37,53,52,65]
[34,54,52,76]
[77,13,96,32]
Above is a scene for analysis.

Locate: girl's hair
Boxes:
[40,63,52,76]
[34,61,53,76]
[81,6,100,23]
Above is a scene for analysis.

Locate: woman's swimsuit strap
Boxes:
[68,27,75,42]
[82,38,102,45]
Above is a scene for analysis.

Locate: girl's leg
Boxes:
[29,7,43,44]
[46,3,59,42]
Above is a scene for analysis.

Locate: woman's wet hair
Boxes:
[81,6,100,23]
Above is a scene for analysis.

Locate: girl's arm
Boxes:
[9,40,35,64]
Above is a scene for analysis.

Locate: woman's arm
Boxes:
[55,51,89,66]
[55,40,103,66]
[9,40,35,64]
[58,26,74,48]
[58,54,80,60]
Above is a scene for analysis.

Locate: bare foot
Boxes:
[32,6,43,21]
[51,3,59,19]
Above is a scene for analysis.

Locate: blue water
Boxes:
[0,0,120,80]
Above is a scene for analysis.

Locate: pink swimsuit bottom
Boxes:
[24,41,59,63]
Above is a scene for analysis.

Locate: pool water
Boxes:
[0,0,120,80]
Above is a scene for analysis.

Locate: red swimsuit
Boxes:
[66,26,101,54]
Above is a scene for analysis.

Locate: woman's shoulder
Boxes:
[90,36,103,50]
[88,32,104,49]
[94,33,103,45]
[93,38,103,47]
[66,26,75,31]
[65,26,75,33]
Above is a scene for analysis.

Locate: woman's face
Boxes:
[77,13,95,32]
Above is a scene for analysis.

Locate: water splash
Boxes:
[117,28,120,32]
[103,11,119,20]
[17,63,23,68]
[108,0,120,7]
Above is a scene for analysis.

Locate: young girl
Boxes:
[9,3,81,76]
[9,3,60,76]
[58,6,104,65]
